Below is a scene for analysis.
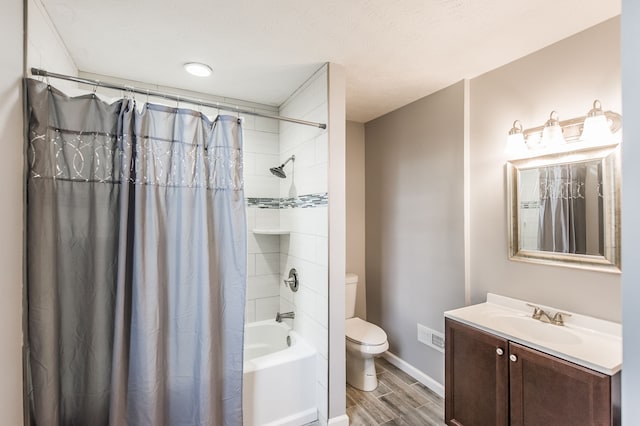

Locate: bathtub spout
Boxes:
[276,311,295,322]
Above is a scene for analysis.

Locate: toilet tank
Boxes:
[345,273,358,319]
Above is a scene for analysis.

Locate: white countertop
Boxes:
[444,293,622,375]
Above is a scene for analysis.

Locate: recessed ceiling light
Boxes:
[184,62,213,77]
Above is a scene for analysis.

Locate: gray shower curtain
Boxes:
[26,79,246,426]
[537,164,587,254]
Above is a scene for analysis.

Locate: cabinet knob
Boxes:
[496,348,504,356]
[509,354,518,362]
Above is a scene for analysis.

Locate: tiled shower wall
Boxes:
[278,65,330,425]
[243,65,329,423]
[243,114,283,323]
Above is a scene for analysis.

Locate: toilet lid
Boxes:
[345,318,387,346]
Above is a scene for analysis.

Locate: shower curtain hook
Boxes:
[145,89,150,105]
[92,82,98,98]
[176,95,180,109]
[123,85,134,101]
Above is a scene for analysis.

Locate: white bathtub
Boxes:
[243,320,317,426]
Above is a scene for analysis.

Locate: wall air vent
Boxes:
[417,323,445,353]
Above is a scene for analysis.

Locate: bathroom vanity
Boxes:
[444,294,621,426]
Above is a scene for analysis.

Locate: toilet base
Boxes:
[346,352,379,391]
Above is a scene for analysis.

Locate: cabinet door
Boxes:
[445,319,509,426]
[508,341,612,426]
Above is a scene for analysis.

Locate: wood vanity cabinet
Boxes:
[445,318,620,426]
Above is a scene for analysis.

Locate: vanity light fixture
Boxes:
[183,62,213,77]
[505,100,622,158]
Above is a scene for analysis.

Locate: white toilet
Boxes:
[345,273,389,391]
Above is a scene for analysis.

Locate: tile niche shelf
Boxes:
[252,228,290,235]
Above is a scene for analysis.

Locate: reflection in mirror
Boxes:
[518,160,603,255]
[507,145,621,273]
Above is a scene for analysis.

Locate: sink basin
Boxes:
[486,314,583,345]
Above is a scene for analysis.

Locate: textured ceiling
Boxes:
[40,0,620,123]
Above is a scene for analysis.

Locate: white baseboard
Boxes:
[327,414,349,426]
[381,351,444,398]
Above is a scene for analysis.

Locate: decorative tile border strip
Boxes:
[281,193,328,208]
[246,197,281,209]
[246,192,328,209]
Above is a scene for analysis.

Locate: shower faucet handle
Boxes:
[283,268,299,292]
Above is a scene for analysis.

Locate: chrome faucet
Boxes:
[276,311,295,322]
[526,303,571,326]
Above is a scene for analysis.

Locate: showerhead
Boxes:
[269,155,295,179]
[270,165,287,178]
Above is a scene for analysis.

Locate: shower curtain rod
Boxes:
[30,68,327,129]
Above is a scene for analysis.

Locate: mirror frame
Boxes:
[506,144,621,273]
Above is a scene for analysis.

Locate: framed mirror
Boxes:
[506,145,621,273]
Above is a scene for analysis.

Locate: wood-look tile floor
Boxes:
[346,357,446,426]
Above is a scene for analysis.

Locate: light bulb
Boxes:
[505,120,528,157]
[541,111,566,147]
[580,100,613,145]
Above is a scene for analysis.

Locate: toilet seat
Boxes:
[345,317,387,346]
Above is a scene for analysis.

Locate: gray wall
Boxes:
[365,82,466,385]
[0,0,24,422]
[469,17,621,322]
[621,1,640,421]
[346,121,367,319]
